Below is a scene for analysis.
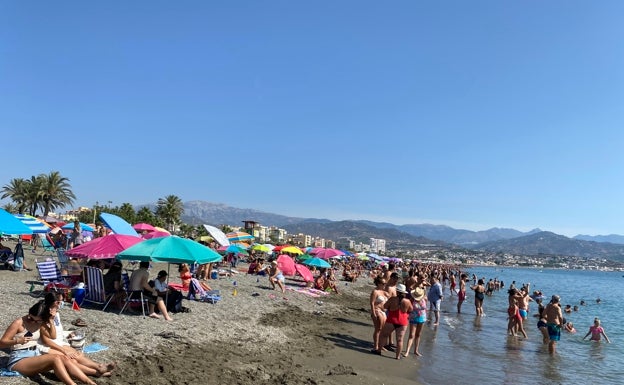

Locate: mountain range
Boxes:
[179,200,624,261]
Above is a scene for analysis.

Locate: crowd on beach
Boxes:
[367,262,612,360]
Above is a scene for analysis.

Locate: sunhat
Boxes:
[396,284,408,294]
[271,260,278,265]
[411,287,425,301]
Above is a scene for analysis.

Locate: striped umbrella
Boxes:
[226,231,254,242]
[14,214,50,234]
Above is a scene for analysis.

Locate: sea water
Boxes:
[412,267,623,385]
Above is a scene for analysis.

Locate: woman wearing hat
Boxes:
[405,287,427,357]
[378,283,413,359]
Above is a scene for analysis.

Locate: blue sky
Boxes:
[2,1,623,237]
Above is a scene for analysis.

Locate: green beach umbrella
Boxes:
[296,254,313,261]
[117,236,222,264]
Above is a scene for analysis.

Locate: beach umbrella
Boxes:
[64,234,143,259]
[117,236,223,265]
[314,248,344,260]
[225,244,248,255]
[153,226,171,234]
[132,223,156,232]
[226,231,254,242]
[294,264,314,282]
[198,235,213,243]
[99,213,139,237]
[296,254,313,261]
[302,257,331,269]
[62,222,95,232]
[0,209,32,235]
[141,231,171,240]
[277,254,296,276]
[280,246,303,255]
[14,214,50,234]
[202,224,229,246]
[250,244,270,253]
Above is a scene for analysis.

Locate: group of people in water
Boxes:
[369,263,612,360]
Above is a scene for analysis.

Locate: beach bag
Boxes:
[166,289,184,313]
[13,242,24,271]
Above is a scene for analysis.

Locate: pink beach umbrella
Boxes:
[294,264,314,282]
[141,231,171,240]
[64,234,143,259]
[133,223,156,232]
[313,248,345,260]
[277,254,297,276]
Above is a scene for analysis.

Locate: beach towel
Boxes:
[83,343,109,354]
[285,285,330,298]
[0,368,22,377]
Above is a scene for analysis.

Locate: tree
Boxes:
[136,206,163,227]
[116,203,137,225]
[24,175,43,216]
[156,195,184,232]
[1,178,30,214]
[39,171,76,216]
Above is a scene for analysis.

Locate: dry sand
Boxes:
[0,242,420,385]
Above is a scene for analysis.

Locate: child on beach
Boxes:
[583,318,610,343]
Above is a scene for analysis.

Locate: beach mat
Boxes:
[285,286,330,297]
[83,343,109,354]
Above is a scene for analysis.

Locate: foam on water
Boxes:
[412,267,624,385]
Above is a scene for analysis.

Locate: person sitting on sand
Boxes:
[583,318,610,343]
[129,262,172,321]
[267,261,285,293]
[103,261,125,308]
[39,292,116,378]
[0,299,97,385]
[179,263,211,291]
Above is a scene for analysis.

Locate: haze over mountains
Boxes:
[178,200,624,261]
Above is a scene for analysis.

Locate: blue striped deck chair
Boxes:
[119,272,148,317]
[82,266,112,308]
[188,278,221,304]
[34,259,68,296]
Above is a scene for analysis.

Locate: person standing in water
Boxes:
[583,318,610,343]
[544,295,564,354]
[457,274,467,313]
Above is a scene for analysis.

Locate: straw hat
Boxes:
[412,287,425,301]
[396,284,408,294]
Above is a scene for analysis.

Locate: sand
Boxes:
[0,242,420,385]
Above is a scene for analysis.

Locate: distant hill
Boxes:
[282,220,446,249]
[573,234,624,245]
[474,231,624,261]
[355,220,541,245]
[180,201,305,227]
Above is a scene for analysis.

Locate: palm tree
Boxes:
[155,195,184,232]
[38,171,76,216]
[117,203,137,225]
[1,178,30,214]
[24,176,43,216]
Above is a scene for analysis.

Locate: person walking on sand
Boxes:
[427,276,443,325]
[405,287,427,357]
[583,318,610,343]
[544,295,564,354]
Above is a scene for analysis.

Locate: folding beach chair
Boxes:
[40,235,57,255]
[119,272,148,317]
[34,259,69,296]
[188,278,221,304]
[56,249,70,271]
[82,266,114,309]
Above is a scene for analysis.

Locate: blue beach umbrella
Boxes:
[62,222,95,232]
[0,209,33,235]
[117,236,223,265]
[302,257,331,269]
[99,213,139,237]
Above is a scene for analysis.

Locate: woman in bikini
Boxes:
[0,300,96,385]
[369,275,389,355]
[404,287,427,357]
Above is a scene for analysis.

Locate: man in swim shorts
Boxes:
[543,294,563,354]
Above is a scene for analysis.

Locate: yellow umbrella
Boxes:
[281,246,303,255]
[153,227,171,234]
[198,235,213,243]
